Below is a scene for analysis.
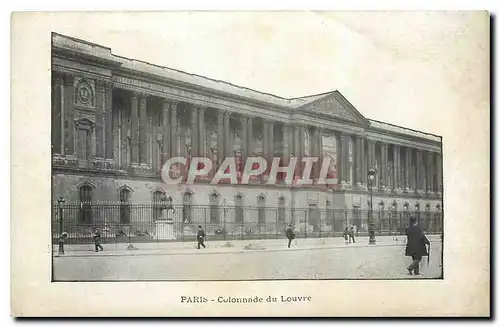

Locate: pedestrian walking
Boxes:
[285,223,295,248]
[343,227,349,245]
[349,226,356,243]
[405,216,430,276]
[93,228,103,252]
[197,225,206,249]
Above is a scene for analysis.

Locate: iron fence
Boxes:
[52,203,443,244]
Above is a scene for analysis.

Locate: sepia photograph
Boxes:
[11,10,489,316]
[50,31,443,281]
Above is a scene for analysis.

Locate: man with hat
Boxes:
[405,216,431,276]
[197,225,206,249]
[285,223,295,248]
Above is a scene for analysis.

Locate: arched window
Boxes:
[234,194,244,224]
[119,188,131,224]
[152,189,165,221]
[209,192,220,224]
[182,191,193,224]
[78,185,93,225]
[278,196,286,223]
[257,195,266,225]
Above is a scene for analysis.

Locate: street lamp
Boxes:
[367,167,377,245]
[57,196,65,255]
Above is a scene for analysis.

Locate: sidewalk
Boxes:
[54,235,442,258]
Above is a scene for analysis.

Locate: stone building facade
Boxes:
[51,33,443,228]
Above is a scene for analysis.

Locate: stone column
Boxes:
[283,123,290,161]
[263,120,269,159]
[162,99,171,162]
[138,94,148,166]
[355,136,362,187]
[336,132,343,184]
[362,137,368,186]
[293,124,301,178]
[170,101,178,158]
[427,151,434,193]
[104,81,114,160]
[293,124,300,157]
[317,128,323,180]
[367,139,374,176]
[379,143,386,190]
[361,136,367,186]
[224,111,231,159]
[198,106,206,157]
[120,107,129,169]
[148,112,154,168]
[240,115,247,162]
[52,73,63,154]
[217,111,224,165]
[130,92,139,165]
[416,149,423,193]
[269,121,275,159]
[63,74,74,155]
[190,105,199,157]
[436,152,443,194]
[288,124,295,158]
[404,147,411,192]
[95,81,104,159]
[392,145,398,191]
[310,127,317,177]
[341,133,350,185]
[247,117,253,157]
[299,124,305,159]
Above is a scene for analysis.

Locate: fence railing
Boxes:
[52,204,443,244]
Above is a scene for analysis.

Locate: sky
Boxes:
[44,11,488,138]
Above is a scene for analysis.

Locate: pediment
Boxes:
[297,91,370,125]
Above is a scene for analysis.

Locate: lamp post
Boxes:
[57,197,65,255]
[367,167,377,245]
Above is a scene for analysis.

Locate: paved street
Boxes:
[53,240,442,280]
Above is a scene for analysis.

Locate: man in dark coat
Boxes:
[197,225,206,249]
[405,217,430,275]
[93,228,103,252]
[285,223,295,248]
[349,226,356,243]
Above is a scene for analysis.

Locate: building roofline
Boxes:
[367,118,442,142]
[52,32,442,143]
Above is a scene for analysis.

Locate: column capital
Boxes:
[191,103,206,112]
[52,72,64,85]
[62,73,74,85]
[132,91,149,100]
[170,100,179,109]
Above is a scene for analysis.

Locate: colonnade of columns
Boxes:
[51,74,442,195]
